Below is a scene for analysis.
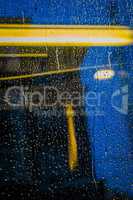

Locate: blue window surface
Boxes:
[0,0,132,199]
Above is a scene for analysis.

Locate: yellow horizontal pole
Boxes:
[0,24,132,46]
[0,53,48,58]
[66,104,78,171]
[0,67,80,81]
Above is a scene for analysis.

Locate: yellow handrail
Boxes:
[0,53,48,58]
[0,67,80,81]
[0,25,132,46]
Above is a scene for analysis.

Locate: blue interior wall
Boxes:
[0,0,133,197]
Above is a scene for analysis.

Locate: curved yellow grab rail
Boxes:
[0,24,132,46]
[66,104,78,171]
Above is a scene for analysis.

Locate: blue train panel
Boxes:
[80,46,133,197]
[0,0,132,26]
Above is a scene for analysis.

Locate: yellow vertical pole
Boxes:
[66,104,78,171]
